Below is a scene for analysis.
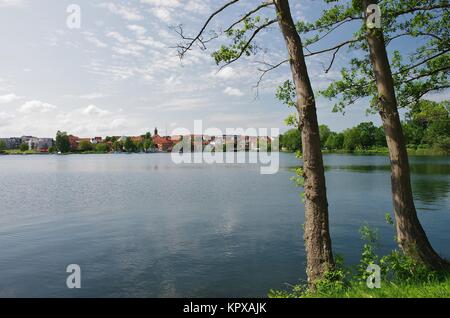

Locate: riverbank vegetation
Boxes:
[52,131,155,154]
[270,224,450,298]
[280,100,449,156]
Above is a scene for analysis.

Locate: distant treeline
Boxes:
[279,100,449,154]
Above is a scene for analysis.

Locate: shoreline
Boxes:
[1,150,448,157]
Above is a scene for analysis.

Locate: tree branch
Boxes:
[225,1,274,33]
[395,49,450,75]
[386,32,447,46]
[254,59,289,94]
[304,16,362,34]
[304,38,361,58]
[393,3,450,17]
[177,0,240,59]
[401,65,450,84]
[219,18,278,70]
[303,38,362,72]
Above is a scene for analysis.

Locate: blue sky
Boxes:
[0,0,447,138]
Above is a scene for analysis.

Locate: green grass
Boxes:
[270,225,450,298]
[270,274,450,298]
[285,147,448,156]
[322,147,448,156]
[305,277,450,298]
[3,149,42,155]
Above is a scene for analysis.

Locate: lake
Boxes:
[0,153,448,297]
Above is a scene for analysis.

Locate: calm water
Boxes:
[0,153,448,297]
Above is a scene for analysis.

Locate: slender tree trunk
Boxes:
[274,0,335,284]
[363,0,448,270]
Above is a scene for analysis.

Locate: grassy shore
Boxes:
[270,276,450,298]
[3,149,43,155]
[320,146,448,156]
[2,147,448,156]
[270,265,450,298]
[270,225,450,299]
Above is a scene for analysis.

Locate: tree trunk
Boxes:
[274,0,335,284]
[363,0,448,270]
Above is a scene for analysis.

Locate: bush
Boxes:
[269,222,448,298]
[78,140,93,152]
[0,140,6,153]
[19,143,29,152]
[95,143,109,153]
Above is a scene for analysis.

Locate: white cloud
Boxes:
[141,0,208,22]
[0,0,26,8]
[155,97,210,112]
[127,24,147,36]
[213,67,236,80]
[153,8,172,22]
[83,32,107,48]
[106,31,130,44]
[126,25,165,48]
[224,87,244,97]
[112,43,145,57]
[0,112,14,126]
[99,3,143,21]
[19,100,57,113]
[184,0,210,14]
[0,93,21,104]
[81,104,110,117]
[79,93,107,99]
[141,0,181,7]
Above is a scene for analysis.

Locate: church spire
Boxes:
[154,127,158,136]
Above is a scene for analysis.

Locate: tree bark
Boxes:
[274,0,335,284]
[363,0,449,270]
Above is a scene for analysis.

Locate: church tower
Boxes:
[154,127,158,136]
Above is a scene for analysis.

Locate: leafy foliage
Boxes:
[0,139,6,153]
[78,140,93,152]
[124,137,136,153]
[403,100,450,152]
[212,16,273,65]
[269,222,448,298]
[55,131,70,153]
[95,143,110,153]
[306,0,450,111]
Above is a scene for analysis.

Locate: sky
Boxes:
[0,0,447,138]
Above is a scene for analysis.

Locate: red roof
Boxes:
[153,135,172,145]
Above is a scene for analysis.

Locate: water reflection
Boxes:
[413,178,450,205]
[323,162,450,205]
[0,153,448,297]
[325,164,450,175]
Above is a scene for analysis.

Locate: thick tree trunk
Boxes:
[363,0,448,270]
[274,0,335,284]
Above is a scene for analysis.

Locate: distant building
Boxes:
[35,138,53,152]
[90,137,102,144]
[0,137,22,149]
[69,135,80,151]
[130,136,143,144]
[171,135,183,143]
[78,138,90,144]
[0,136,53,152]
[152,128,174,152]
